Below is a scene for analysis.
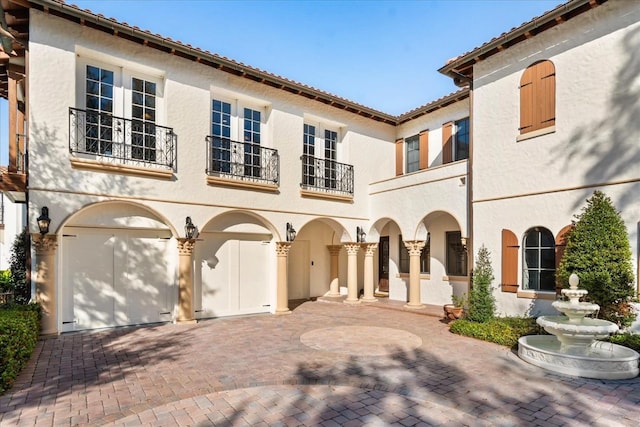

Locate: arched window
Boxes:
[519,60,555,135]
[523,227,555,291]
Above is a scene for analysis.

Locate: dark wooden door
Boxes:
[378,236,389,292]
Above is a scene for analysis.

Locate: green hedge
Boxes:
[608,333,640,352]
[0,304,41,393]
[449,317,542,347]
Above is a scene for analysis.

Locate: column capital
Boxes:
[326,245,343,256]
[343,243,361,255]
[360,242,378,256]
[403,240,426,256]
[177,238,196,255]
[276,241,292,256]
[32,234,58,254]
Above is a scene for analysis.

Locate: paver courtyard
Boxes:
[1,302,638,426]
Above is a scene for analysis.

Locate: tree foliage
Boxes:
[8,227,29,304]
[467,245,496,323]
[556,191,636,327]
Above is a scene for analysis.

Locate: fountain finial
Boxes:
[569,273,579,290]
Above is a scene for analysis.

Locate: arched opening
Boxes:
[196,211,276,318]
[59,201,174,332]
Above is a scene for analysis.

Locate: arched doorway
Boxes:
[60,202,175,332]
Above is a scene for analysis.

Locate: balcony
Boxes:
[300,155,354,201]
[205,136,279,192]
[69,108,176,179]
[0,134,27,202]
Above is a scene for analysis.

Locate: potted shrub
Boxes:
[444,293,466,320]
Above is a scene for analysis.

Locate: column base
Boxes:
[327,292,341,297]
[275,309,292,315]
[404,303,425,310]
[343,298,361,306]
[361,296,378,303]
[174,319,198,324]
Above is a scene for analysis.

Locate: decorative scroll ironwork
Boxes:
[69,108,176,170]
[205,136,279,185]
[300,154,354,195]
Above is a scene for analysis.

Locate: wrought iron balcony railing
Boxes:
[206,136,279,185]
[69,108,176,170]
[301,154,354,195]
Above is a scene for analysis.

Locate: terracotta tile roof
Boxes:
[439,0,608,82]
[397,88,470,124]
[33,0,400,125]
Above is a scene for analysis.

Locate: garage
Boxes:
[194,232,272,318]
[60,227,175,332]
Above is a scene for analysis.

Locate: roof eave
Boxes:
[438,0,607,81]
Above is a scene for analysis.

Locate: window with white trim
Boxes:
[405,135,420,173]
[523,227,555,291]
[454,117,469,161]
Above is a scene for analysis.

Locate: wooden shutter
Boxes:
[442,122,453,164]
[501,229,519,292]
[419,129,429,170]
[395,138,403,176]
[538,60,556,127]
[519,67,534,134]
[555,224,573,294]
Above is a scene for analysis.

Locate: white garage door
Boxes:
[61,229,173,332]
[195,235,271,318]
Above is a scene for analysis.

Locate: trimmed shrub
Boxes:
[556,191,636,327]
[467,245,496,323]
[8,228,29,304]
[450,317,540,347]
[608,333,640,353]
[0,304,41,393]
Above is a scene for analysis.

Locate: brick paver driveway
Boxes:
[1,301,639,426]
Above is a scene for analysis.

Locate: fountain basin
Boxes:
[537,315,618,348]
[551,301,600,321]
[518,335,639,379]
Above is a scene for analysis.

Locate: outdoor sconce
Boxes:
[460,236,468,249]
[286,222,297,242]
[37,206,51,235]
[356,226,366,243]
[185,216,197,239]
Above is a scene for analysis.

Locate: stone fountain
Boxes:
[518,274,639,379]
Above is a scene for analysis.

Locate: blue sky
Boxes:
[1,0,562,164]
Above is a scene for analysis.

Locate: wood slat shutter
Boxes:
[519,67,534,133]
[555,224,574,293]
[442,122,453,164]
[501,229,519,292]
[538,60,556,127]
[395,138,403,176]
[419,129,429,170]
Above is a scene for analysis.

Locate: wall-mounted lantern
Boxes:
[185,216,197,239]
[37,206,51,235]
[356,226,366,243]
[286,222,297,242]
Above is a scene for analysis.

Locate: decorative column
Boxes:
[360,243,378,302]
[276,242,292,315]
[33,234,58,335]
[343,243,361,305]
[327,245,342,296]
[404,240,426,309]
[176,238,197,323]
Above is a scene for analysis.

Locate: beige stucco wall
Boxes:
[472,0,640,316]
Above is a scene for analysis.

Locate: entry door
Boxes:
[288,240,310,300]
[378,236,389,292]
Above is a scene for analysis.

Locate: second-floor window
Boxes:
[211,99,232,173]
[324,129,337,189]
[405,135,420,173]
[303,124,316,186]
[85,65,114,155]
[243,108,261,178]
[454,117,469,161]
[73,58,173,169]
[520,60,555,135]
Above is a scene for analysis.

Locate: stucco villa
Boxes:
[0,0,636,334]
